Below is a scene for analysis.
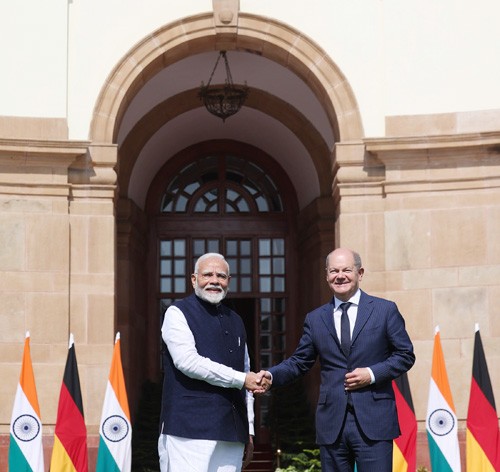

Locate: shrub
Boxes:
[276,448,321,472]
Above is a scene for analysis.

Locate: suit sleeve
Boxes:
[368,302,415,384]
[268,313,318,386]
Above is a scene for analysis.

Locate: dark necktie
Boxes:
[340,302,352,356]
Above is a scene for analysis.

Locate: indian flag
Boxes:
[96,332,132,472]
[426,326,461,471]
[9,331,44,472]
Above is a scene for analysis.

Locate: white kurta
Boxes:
[158,435,245,472]
[158,305,255,472]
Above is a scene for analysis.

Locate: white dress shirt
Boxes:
[333,290,361,341]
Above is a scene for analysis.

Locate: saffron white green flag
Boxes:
[96,332,132,472]
[426,326,461,471]
[9,331,44,472]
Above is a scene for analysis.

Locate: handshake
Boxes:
[244,370,272,394]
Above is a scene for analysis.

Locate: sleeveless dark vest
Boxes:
[160,293,249,443]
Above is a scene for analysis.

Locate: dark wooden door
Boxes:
[147,141,299,444]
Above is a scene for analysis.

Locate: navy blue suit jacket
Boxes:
[269,290,415,445]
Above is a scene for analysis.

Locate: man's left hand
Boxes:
[344,367,372,391]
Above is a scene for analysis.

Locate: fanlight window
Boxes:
[160,155,283,214]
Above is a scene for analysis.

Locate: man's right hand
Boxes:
[244,370,272,394]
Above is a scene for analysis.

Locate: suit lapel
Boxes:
[351,290,373,344]
[320,298,343,353]
[319,294,374,354]
[319,300,341,348]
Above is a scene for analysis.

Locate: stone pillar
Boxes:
[0,135,118,469]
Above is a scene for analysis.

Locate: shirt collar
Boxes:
[334,289,361,309]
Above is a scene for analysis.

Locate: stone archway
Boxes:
[90,9,367,457]
[89,12,368,305]
[89,13,364,146]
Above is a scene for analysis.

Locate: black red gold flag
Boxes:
[393,372,417,472]
[466,324,499,471]
[50,333,88,472]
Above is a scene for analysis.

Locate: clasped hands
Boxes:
[244,370,271,394]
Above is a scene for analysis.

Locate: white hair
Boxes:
[194,252,230,275]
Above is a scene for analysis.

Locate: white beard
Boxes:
[194,284,226,304]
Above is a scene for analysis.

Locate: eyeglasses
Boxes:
[196,272,229,281]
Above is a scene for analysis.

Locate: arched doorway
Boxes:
[109,11,349,460]
[81,6,363,470]
[145,140,299,443]
[106,11,359,421]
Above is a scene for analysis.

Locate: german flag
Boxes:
[393,372,417,472]
[50,334,88,471]
[466,324,499,471]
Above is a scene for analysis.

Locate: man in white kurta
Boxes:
[158,253,268,472]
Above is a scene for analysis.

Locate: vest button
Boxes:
[225,330,229,335]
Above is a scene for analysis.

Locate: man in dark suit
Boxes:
[263,248,415,471]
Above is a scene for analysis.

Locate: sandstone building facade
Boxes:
[1,0,499,469]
